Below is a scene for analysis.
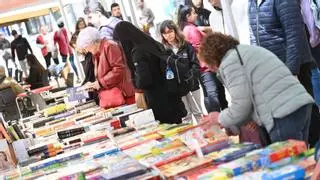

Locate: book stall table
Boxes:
[0,92,319,180]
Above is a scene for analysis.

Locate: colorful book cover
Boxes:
[139,147,194,167]
[7,126,19,141]
[0,122,11,143]
[12,123,24,139]
[158,155,211,178]
[218,157,253,176]
[101,165,148,180]
[201,139,231,155]
[177,165,217,180]
[295,156,316,177]
[197,169,232,180]
[44,104,66,117]
[206,143,259,164]
[232,170,268,180]
[264,140,307,163]
[66,87,89,102]
[262,165,305,180]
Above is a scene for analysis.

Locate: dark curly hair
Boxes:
[199,32,239,67]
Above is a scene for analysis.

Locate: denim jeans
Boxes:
[200,71,228,113]
[298,62,320,147]
[269,104,312,145]
[311,68,320,107]
[61,54,78,77]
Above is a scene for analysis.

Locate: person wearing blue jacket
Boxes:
[248,0,320,147]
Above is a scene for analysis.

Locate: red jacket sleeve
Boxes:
[99,43,126,89]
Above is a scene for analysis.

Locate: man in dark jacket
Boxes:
[11,30,33,78]
[249,0,319,146]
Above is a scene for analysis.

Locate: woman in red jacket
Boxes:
[76,27,135,108]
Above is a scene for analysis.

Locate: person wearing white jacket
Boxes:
[207,0,250,44]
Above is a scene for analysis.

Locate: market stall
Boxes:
[0,87,319,180]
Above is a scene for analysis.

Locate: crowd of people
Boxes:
[0,0,320,150]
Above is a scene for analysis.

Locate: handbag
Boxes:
[92,49,126,109]
[235,47,272,147]
[98,87,126,109]
[135,92,148,109]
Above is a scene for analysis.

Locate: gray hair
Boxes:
[76,27,101,49]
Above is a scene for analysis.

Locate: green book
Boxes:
[7,126,20,141]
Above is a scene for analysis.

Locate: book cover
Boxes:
[0,122,11,143]
[295,157,316,176]
[177,165,217,180]
[7,126,19,141]
[264,140,307,163]
[262,165,305,180]
[210,143,260,163]
[101,165,148,180]
[12,124,24,139]
[158,155,211,178]
[0,140,15,173]
[198,169,231,180]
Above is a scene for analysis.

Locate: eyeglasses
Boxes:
[162,29,174,35]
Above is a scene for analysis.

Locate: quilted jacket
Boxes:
[249,0,312,75]
[218,45,314,132]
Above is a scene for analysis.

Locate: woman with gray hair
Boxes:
[76,27,135,108]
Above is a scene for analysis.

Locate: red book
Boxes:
[110,119,121,129]
[269,140,307,162]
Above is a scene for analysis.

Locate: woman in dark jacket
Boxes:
[249,0,320,147]
[160,20,202,120]
[26,54,49,89]
[113,21,187,124]
[185,0,211,32]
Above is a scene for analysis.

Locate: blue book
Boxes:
[262,165,305,180]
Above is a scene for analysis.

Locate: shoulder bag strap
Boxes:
[235,46,272,146]
[234,47,262,125]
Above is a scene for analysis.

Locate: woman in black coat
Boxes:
[26,54,49,89]
[185,0,211,27]
[113,21,187,124]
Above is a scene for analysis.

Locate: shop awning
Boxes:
[0,1,59,26]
